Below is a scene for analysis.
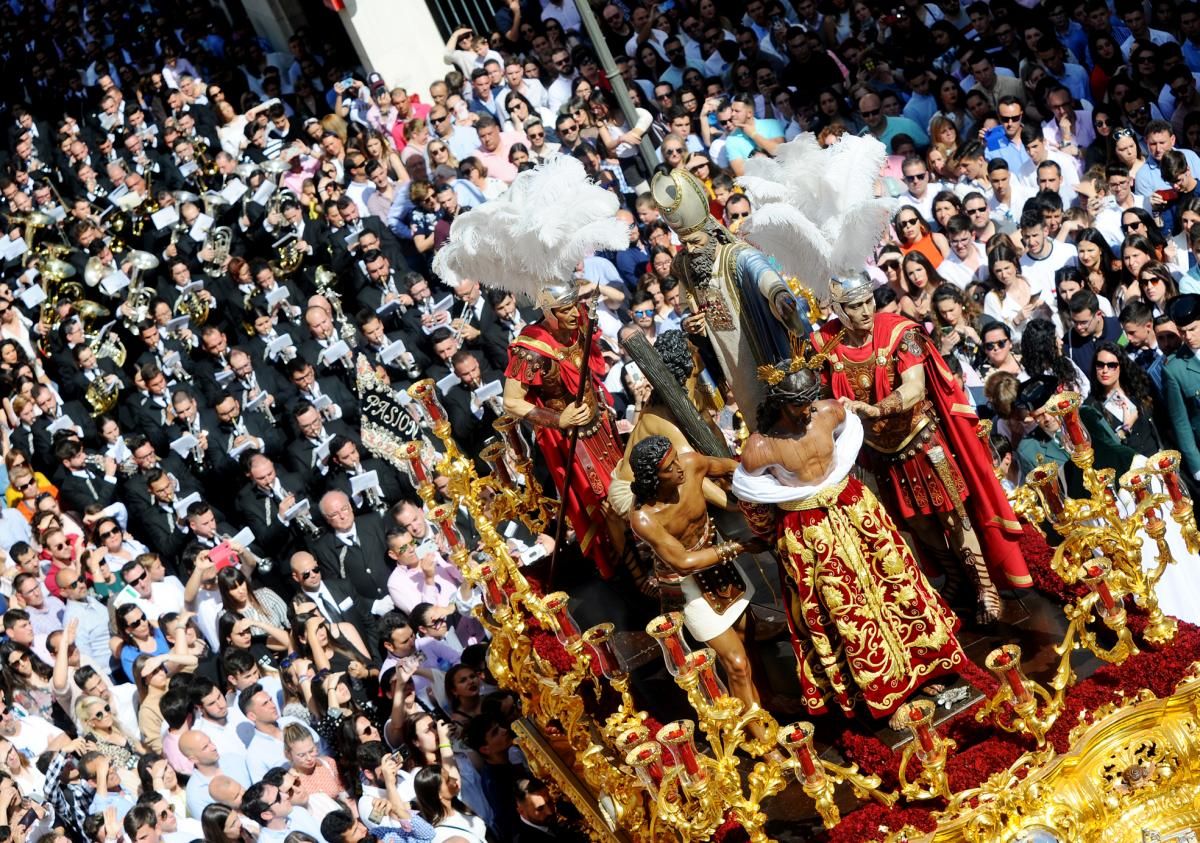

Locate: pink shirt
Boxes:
[473,130,527,184]
[163,729,195,776]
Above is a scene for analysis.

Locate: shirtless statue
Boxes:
[628,436,764,716]
[733,365,965,719]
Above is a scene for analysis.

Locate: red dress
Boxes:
[506,324,623,577]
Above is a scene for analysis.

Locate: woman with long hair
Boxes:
[94,518,147,570]
[931,285,983,367]
[413,764,488,842]
[1089,31,1125,104]
[114,603,169,683]
[928,115,960,161]
[589,88,653,192]
[1086,341,1162,456]
[930,189,963,233]
[444,664,483,736]
[217,612,289,670]
[565,96,600,146]
[1120,232,1163,304]
[217,566,290,633]
[898,251,946,322]
[201,803,255,843]
[983,241,1050,343]
[931,74,969,133]
[1085,105,1117,170]
[1054,266,1114,339]
[427,139,458,172]
[76,694,146,789]
[1136,261,1179,318]
[1110,127,1146,182]
[137,752,187,818]
[293,605,373,676]
[1073,227,1124,304]
[811,87,862,133]
[364,131,408,184]
[1020,317,1089,396]
[0,735,45,798]
[0,641,54,720]
[893,205,949,266]
[134,652,195,753]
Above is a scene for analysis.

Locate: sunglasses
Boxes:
[633,309,655,317]
[1122,221,1145,231]
[859,108,880,118]
[64,575,85,590]
[984,339,1009,351]
[129,615,148,627]
[7,652,28,667]
[527,131,544,140]
[159,805,175,820]
[1095,359,1120,370]
[50,542,67,551]
[1000,114,1023,123]
[729,212,749,220]
[897,218,919,227]
[90,704,112,718]
[965,206,988,214]
[560,124,579,132]
[98,528,119,542]
[903,173,928,183]
[125,571,146,588]
[16,478,35,490]
[298,567,319,579]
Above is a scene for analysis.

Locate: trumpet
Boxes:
[83,453,109,473]
[187,421,206,464]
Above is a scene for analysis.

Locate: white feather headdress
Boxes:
[431,156,629,302]
[736,133,895,302]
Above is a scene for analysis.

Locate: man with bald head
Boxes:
[312,491,394,615]
[182,730,248,818]
[857,90,929,149]
[289,551,379,657]
[209,774,245,808]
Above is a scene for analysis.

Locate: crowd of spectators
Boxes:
[3,0,1200,841]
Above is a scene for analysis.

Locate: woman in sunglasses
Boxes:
[893,204,949,267]
[1119,232,1165,306]
[1086,341,1162,457]
[6,464,55,523]
[75,694,146,791]
[94,518,146,571]
[0,641,54,722]
[115,602,170,683]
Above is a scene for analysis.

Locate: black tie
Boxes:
[319,591,342,622]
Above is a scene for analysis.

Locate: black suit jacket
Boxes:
[326,457,414,515]
[442,379,503,462]
[58,468,118,514]
[234,470,315,559]
[312,513,391,602]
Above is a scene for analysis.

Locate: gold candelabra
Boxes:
[397,378,903,840]
[981,391,1198,747]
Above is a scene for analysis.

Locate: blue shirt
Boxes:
[1049,63,1091,103]
[902,92,937,133]
[725,118,786,161]
[1134,148,1200,197]
[860,115,929,151]
[119,629,169,683]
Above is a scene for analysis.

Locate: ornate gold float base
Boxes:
[888,666,1200,842]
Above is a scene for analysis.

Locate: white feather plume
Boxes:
[431,156,629,301]
[736,133,895,302]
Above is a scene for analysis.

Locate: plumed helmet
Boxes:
[651,168,712,237]
[828,271,875,307]
[535,280,580,311]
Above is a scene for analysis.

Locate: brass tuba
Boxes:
[202,225,232,278]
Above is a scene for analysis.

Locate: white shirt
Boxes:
[939,243,988,288]
[1020,240,1077,301]
[192,717,251,780]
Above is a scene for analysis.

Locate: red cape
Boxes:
[815,313,1031,589]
